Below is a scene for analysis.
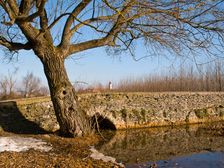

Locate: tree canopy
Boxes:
[0,0,223,59]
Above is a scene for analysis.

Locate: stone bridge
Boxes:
[0,92,224,133]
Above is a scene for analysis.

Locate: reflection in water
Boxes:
[126,152,224,168]
[96,122,224,167]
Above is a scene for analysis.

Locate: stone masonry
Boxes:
[0,92,224,132]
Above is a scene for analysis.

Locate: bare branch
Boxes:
[0,0,224,60]
[101,1,136,45]
[16,0,47,24]
[7,0,19,14]
[61,0,92,46]
[0,36,31,51]
[19,0,31,15]
[70,14,117,35]
[35,0,48,30]
[67,37,112,56]
[65,1,137,56]
[48,13,70,30]
[0,1,16,25]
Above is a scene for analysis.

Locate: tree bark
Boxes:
[39,52,92,137]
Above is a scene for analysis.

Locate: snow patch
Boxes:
[90,146,124,167]
[0,136,52,152]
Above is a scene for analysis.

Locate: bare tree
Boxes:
[215,61,223,91]
[0,77,8,97]
[38,86,50,96]
[116,61,224,92]
[0,1,223,137]
[22,72,41,97]
[0,69,18,99]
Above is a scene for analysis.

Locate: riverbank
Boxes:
[0,131,118,168]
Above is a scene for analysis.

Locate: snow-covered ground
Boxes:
[0,136,52,152]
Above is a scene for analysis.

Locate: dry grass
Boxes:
[116,62,224,92]
[0,96,51,105]
[0,131,116,168]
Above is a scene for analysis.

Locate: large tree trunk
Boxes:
[39,53,92,137]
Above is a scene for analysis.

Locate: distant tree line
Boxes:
[3,61,223,99]
[0,71,49,100]
[116,61,224,92]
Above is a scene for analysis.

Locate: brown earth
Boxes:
[0,131,119,168]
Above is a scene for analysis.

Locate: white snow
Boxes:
[0,136,52,152]
[90,146,124,167]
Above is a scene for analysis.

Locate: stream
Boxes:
[96,122,224,168]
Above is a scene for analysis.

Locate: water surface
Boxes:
[97,122,224,167]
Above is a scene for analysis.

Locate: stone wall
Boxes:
[0,97,58,133]
[0,92,224,132]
